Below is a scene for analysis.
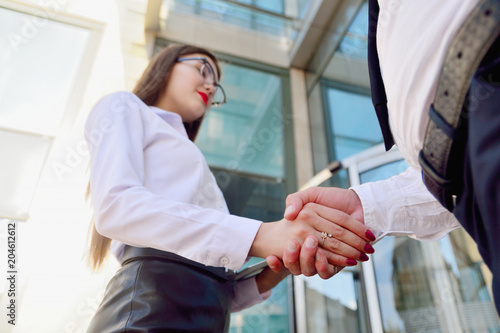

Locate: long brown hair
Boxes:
[87,44,222,271]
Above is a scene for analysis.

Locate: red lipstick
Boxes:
[197,91,208,105]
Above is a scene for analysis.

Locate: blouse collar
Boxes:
[149,106,188,138]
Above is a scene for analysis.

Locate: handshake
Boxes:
[249,186,376,281]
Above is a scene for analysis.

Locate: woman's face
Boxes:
[154,53,219,123]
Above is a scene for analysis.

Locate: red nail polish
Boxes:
[346,259,357,266]
[366,230,376,241]
[364,243,375,254]
[360,253,369,261]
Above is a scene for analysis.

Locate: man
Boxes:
[267,0,500,313]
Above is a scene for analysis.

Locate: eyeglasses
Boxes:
[176,57,227,106]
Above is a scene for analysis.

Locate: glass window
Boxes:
[336,1,368,61]
[202,63,290,332]
[230,258,291,333]
[0,131,52,220]
[255,0,284,14]
[303,268,368,333]
[361,161,500,332]
[324,86,382,161]
[0,7,89,136]
[210,167,285,222]
[372,232,500,332]
[163,0,296,38]
[235,0,284,14]
[297,0,312,18]
[359,160,409,185]
[196,61,285,178]
[321,1,370,90]
[0,7,90,220]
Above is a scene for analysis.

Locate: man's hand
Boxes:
[285,187,365,226]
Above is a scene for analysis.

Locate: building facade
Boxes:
[0,0,498,332]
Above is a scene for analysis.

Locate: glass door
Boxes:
[294,144,400,333]
[298,143,499,332]
[347,145,500,333]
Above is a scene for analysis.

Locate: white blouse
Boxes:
[85,91,269,310]
[353,0,479,241]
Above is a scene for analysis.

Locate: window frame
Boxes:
[0,2,103,221]
[320,79,374,163]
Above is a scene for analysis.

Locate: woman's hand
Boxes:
[254,264,291,294]
[265,237,339,279]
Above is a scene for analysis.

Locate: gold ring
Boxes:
[333,265,338,275]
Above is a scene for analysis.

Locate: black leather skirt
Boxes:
[86,246,236,333]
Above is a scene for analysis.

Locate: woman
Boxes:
[85,44,375,332]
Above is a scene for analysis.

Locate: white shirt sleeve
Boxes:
[351,166,461,243]
[85,92,262,271]
[231,277,272,312]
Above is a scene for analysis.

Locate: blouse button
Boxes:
[220,257,230,266]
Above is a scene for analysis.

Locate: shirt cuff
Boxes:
[210,215,263,271]
[351,166,461,243]
[231,277,272,313]
[351,180,409,244]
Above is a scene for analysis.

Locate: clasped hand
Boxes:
[250,187,375,280]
